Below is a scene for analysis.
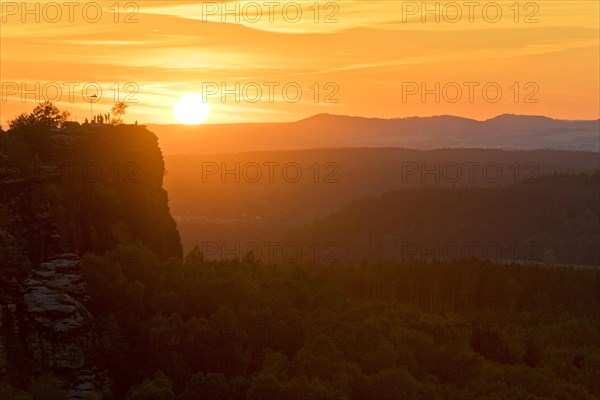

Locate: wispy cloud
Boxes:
[1,0,598,125]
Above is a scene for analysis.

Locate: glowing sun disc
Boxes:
[174,94,210,124]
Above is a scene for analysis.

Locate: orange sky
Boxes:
[1,0,599,126]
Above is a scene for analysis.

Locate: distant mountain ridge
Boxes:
[149,113,600,155]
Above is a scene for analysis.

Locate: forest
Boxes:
[66,246,600,398]
[5,243,599,399]
[288,173,600,266]
[1,104,598,399]
[164,148,600,255]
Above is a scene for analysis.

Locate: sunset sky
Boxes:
[1,0,598,126]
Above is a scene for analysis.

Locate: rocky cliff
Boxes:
[0,123,183,398]
[1,123,182,264]
[1,254,111,399]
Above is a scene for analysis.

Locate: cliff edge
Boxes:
[0,123,183,398]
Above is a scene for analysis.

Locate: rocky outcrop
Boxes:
[1,254,110,399]
[0,124,183,397]
[1,124,182,266]
[23,254,93,367]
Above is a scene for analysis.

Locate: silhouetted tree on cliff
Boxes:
[111,102,129,125]
[7,101,69,131]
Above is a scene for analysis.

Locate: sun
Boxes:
[173,94,210,124]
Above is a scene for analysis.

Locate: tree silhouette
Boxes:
[8,101,69,131]
[111,102,129,125]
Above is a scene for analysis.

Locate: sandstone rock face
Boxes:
[1,254,110,399]
[1,124,182,396]
[0,125,182,267]
[23,254,94,366]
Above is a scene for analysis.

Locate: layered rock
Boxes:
[1,254,110,399]
[0,124,183,397]
[1,124,182,266]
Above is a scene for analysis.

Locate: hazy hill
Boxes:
[286,173,600,266]
[163,148,599,254]
[149,114,600,155]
